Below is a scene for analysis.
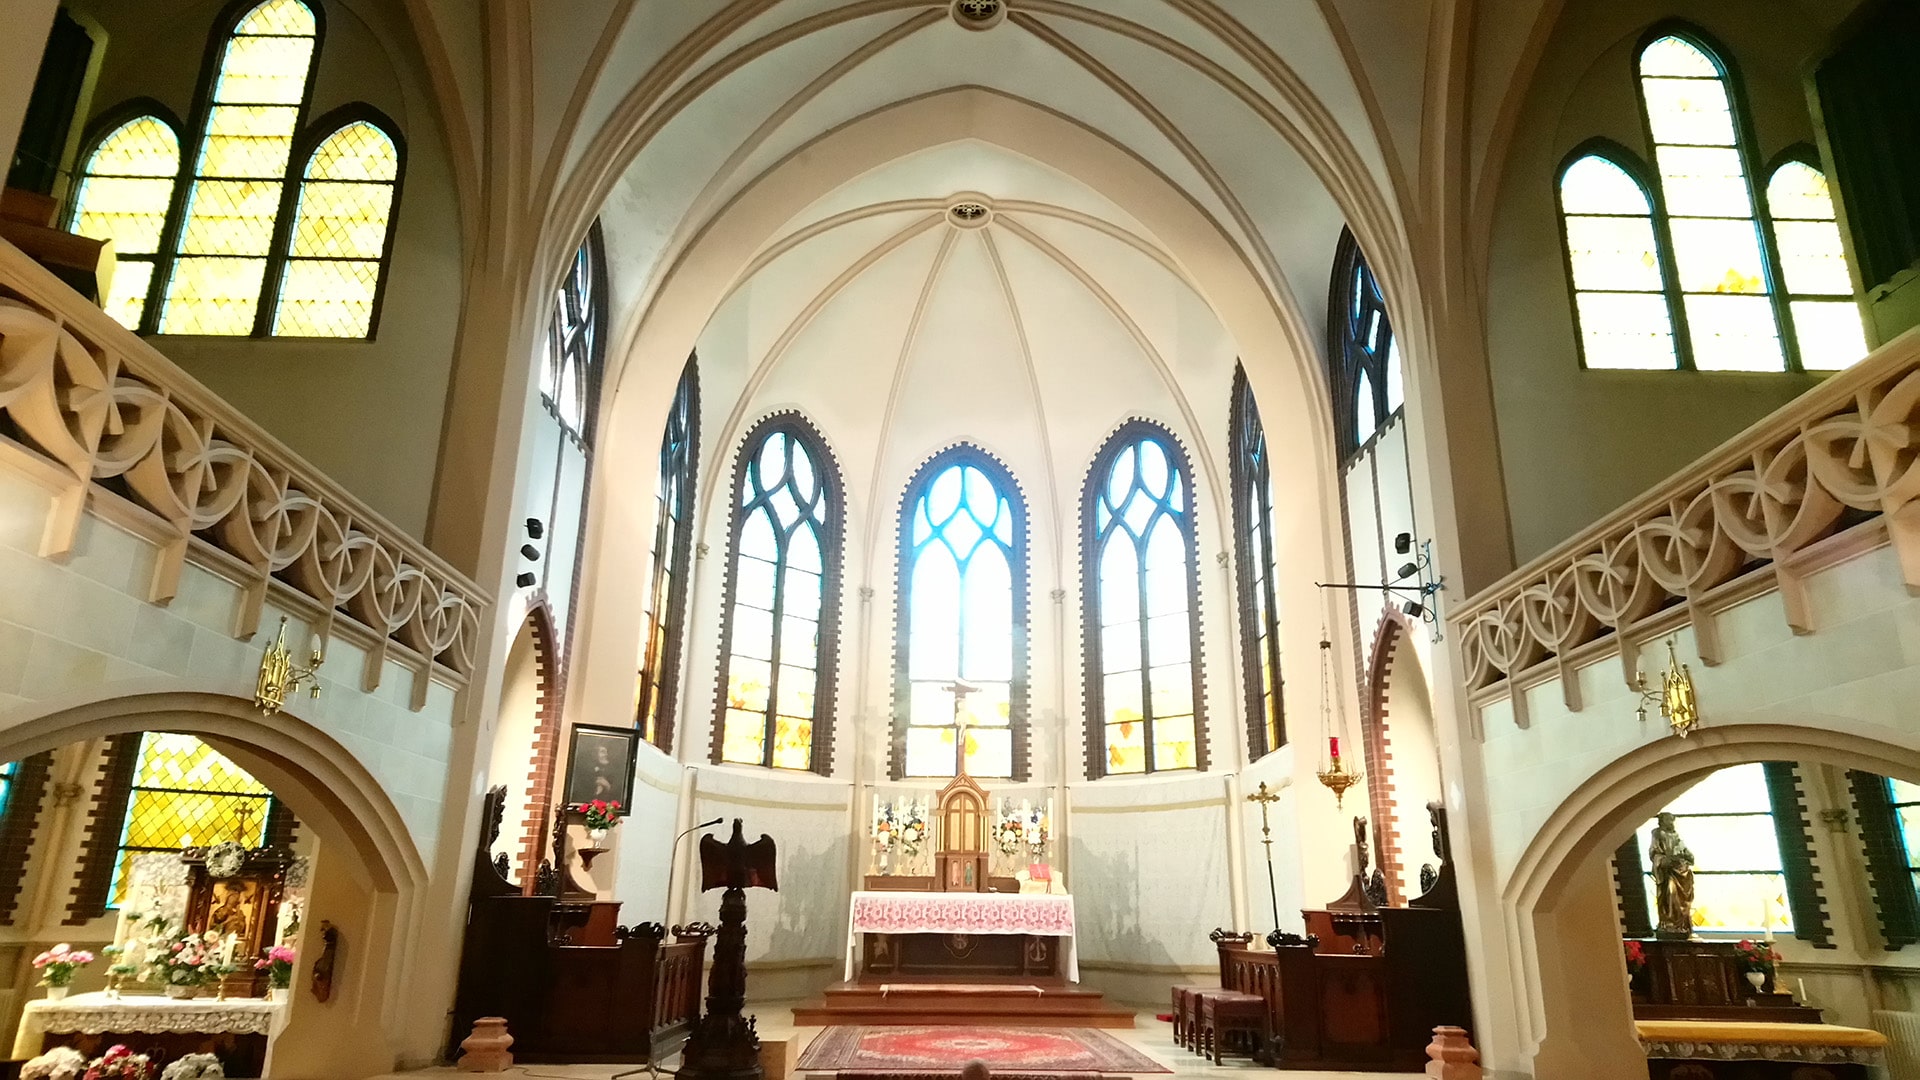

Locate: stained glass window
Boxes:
[1889,777,1920,902]
[1558,153,1680,369]
[272,118,400,338]
[1084,423,1204,776]
[1634,763,1791,934]
[637,359,699,750]
[1329,230,1403,459]
[541,231,601,442]
[1766,160,1868,370]
[67,115,181,330]
[161,0,317,335]
[1230,368,1284,758]
[897,449,1025,779]
[0,759,15,818]
[715,416,841,773]
[110,733,273,907]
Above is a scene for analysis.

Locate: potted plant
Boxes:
[574,799,622,843]
[255,944,297,1002]
[80,1046,155,1080]
[33,943,96,1000]
[156,933,233,999]
[1622,940,1649,1000]
[1735,939,1780,994]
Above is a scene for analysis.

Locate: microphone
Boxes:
[662,817,724,928]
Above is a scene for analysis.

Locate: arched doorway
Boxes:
[1505,725,1920,1079]
[0,691,427,1079]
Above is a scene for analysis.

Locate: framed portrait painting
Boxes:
[563,724,638,811]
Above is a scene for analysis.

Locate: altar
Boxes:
[13,993,284,1077]
[844,890,1079,982]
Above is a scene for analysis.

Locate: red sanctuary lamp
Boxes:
[1315,632,1364,809]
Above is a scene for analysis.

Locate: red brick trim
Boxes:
[67,735,141,924]
[1362,609,1415,906]
[515,603,563,890]
[0,752,54,924]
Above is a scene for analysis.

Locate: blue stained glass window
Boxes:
[0,759,15,819]
[1085,424,1203,776]
[899,451,1025,778]
[1889,777,1920,904]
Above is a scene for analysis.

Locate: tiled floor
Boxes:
[379,1003,1419,1080]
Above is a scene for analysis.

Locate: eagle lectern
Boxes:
[678,819,778,1080]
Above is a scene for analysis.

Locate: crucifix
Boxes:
[942,679,978,775]
[1246,781,1282,932]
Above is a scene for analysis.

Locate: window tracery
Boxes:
[1328,231,1402,460]
[713,414,844,775]
[894,447,1027,780]
[1082,421,1205,777]
[637,358,699,752]
[1230,367,1284,759]
[541,231,602,442]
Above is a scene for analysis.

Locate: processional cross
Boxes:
[1246,781,1283,932]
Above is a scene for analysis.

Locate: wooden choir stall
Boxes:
[1182,804,1473,1071]
[450,788,711,1065]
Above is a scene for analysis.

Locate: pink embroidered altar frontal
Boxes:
[844,891,1079,980]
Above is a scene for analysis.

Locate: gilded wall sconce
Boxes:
[1635,639,1700,738]
[255,617,325,715]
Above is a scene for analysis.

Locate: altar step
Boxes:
[792,978,1136,1029]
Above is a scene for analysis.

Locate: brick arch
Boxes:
[1361,605,1418,905]
[512,601,564,888]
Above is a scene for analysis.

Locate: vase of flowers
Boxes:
[575,799,621,842]
[34,943,96,999]
[1735,939,1780,994]
[897,802,927,857]
[157,932,232,999]
[994,813,1024,857]
[255,944,296,1001]
[1622,940,1649,999]
[21,1046,86,1080]
[157,1054,224,1080]
[80,1046,154,1080]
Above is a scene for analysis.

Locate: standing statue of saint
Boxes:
[1649,811,1695,939]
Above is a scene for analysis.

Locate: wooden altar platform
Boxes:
[792,974,1135,1029]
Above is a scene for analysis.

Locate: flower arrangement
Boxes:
[21,1046,86,1080]
[34,943,96,987]
[994,814,1025,857]
[81,1046,154,1080]
[158,1055,223,1080]
[255,944,297,989]
[574,799,621,832]
[896,802,927,856]
[158,932,234,988]
[1623,940,1647,977]
[1735,939,1781,974]
[1022,807,1049,855]
[873,803,897,850]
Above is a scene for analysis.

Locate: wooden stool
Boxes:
[1170,984,1210,1047]
[1184,988,1236,1055]
[1200,991,1269,1065]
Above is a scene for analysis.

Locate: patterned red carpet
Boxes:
[795,1025,1170,1078]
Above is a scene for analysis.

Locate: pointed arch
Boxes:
[1081,418,1207,778]
[711,410,846,776]
[1555,141,1681,371]
[891,443,1030,781]
[1230,365,1284,760]
[637,356,700,753]
[1327,229,1403,458]
[66,103,183,330]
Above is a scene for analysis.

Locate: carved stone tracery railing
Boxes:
[0,242,482,680]
[1453,328,1920,713]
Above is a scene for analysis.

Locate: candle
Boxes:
[1763,896,1775,942]
[1329,736,1341,761]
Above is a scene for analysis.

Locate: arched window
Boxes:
[1632,763,1791,934]
[67,112,181,330]
[1230,367,1284,759]
[1557,150,1680,370]
[160,0,319,335]
[0,759,15,816]
[637,358,699,751]
[1082,421,1206,777]
[894,447,1027,780]
[1328,230,1403,459]
[540,229,602,442]
[109,733,274,906]
[271,115,403,338]
[713,414,844,774]
[1765,157,1868,369]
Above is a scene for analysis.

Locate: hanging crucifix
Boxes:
[942,679,979,775]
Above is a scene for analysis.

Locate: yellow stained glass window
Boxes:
[110,733,272,907]
[1089,428,1201,776]
[637,362,698,748]
[68,116,181,330]
[1558,154,1679,369]
[1637,34,1783,371]
[718,422,838,771]
[161,0,316,335]
[900,455,1022,779]
[1766,161,1867,370]
[272,120,399,337]
[1633,763,1792,934]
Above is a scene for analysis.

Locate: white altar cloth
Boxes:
[844,891,1078,981]
[13,992,286,1058]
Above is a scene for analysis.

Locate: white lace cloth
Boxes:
[844,891,1079,981]
[12,993,284,1058]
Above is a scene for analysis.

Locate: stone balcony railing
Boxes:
[0,240,484,682]
[1452,326,1920,721]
